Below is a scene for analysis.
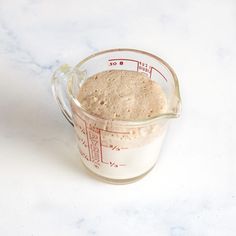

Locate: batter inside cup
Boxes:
[78,70,167,120]
[74,70,168,181]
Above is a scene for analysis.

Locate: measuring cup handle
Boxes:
[52,64,74,126]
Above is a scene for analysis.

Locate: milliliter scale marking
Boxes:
[108,58,167,81]
[76,113,127,168]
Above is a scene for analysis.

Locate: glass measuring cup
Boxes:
[52,48,181,184]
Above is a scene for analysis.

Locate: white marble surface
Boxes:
[0,0,236,235]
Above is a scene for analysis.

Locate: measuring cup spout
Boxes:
[157,94,181,120]
[165,68,182,119]
[170,97,182,118]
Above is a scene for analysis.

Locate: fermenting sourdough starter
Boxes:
[75,70,168,180]
[78,70,167,120]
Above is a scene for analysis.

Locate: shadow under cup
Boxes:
[52,48,181,184]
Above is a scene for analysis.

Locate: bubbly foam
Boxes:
[77,70,167,120]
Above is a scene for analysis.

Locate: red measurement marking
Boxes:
[75,113,130,167]
[99,129,108,164]
[84,124,92,161]
[88,129,101,165]
[84,122,92,161]
[108,58,139,63]
[78,147,89,161]
[111,145,119,151]
[109,61,124,66]
[109,58,139,71]
[109,161,118,168]
[75,113,106,165]
[78,136,88,148]
[109,61,117,66]
[109,144,120,151]
[108,58,167,82]
[77,124,86,135]
[99,128,129,135]
[109,162,126,167]
[75,113,129,135]
[102,144,128,150]
[76,114,92,161]
[149,67,153,78]
[151,66,167,81]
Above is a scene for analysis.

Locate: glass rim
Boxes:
[68,48,181,125]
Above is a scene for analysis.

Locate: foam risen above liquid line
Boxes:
[77,70,167,121]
